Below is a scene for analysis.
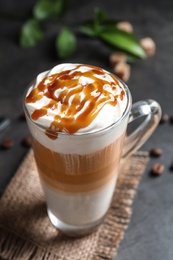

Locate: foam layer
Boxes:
[25,63,129,154]
[25,64,127,133]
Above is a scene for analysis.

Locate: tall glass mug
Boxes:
[23,63,161,237]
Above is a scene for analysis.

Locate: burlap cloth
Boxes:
[0,150,149,260]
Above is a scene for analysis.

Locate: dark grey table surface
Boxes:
[1,0,173,259]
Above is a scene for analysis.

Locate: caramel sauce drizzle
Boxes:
[26,65,125,138]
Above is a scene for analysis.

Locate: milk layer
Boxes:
[41,174,118,226]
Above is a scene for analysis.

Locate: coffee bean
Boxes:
[113,62,131,82]
[140,37,156,57]
[169,115,173,124]
[109,52,126,67]
[19,112,26,121]
[1,138,14,149]
[116,21,133,33]
[150,148,163,157]
[21,135,32,148]
[159,113,169,124]
[169,161,173,171]
[151,162,165,176]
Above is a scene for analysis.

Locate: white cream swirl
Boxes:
[25,63,127,136]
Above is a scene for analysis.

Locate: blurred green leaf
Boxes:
[19,19,43,48]
[94,8,108,23]
[94,8,107,33]
[33,0,68,20]
[55,27,76,59]
[79,20,118,37]
[79,8,145,60]
[79,22,97,37]
[126,54,139,62]
[79,8,117,37]
[99,29,146,59]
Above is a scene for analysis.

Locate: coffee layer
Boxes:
[32,134,125,193]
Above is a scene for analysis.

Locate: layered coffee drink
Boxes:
[24,63,129,236]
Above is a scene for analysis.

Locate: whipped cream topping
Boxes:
[25,63,127,137]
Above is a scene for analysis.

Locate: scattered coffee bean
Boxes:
[151,162,165,176]
[1,138,14,149]
[150,148,163,157]
[19,112,26,121]
[140,37,156,57]
[109,52,126,67]
[169,161,173,171]
[169,115,173,124]
[21,135,32,148]
[159,113,169,124]
[116,21,133,33]
[113,62,131,82]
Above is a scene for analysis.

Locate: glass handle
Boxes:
[122,99,162,158]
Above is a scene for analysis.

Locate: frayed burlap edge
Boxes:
[0,150,149,260]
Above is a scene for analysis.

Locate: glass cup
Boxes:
[23,71,161,237]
